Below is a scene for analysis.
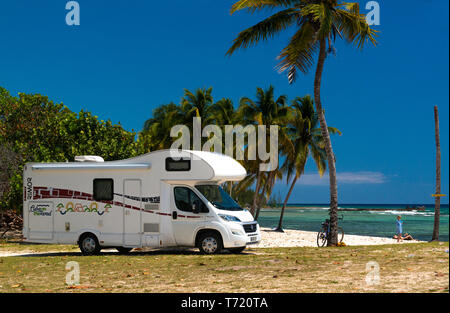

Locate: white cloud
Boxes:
[296,171,388,185]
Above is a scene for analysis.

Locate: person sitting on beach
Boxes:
[403,233,414,240]
[396,215,403,242]
[393,233,414,241]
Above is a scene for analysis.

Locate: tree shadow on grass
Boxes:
[3,247,258,257]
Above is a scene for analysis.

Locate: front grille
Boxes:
[243,222,258,233]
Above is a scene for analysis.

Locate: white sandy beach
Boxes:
[252,227,422,248]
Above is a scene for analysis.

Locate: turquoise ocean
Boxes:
[258,204,449,242]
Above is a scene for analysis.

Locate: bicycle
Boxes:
[317,216,344,247]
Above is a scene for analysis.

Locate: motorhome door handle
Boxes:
[172,211,177,219]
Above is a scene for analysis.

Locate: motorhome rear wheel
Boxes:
[78,233,101,255]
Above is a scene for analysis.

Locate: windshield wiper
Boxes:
[211,202,243,211]
[211,201,225,209]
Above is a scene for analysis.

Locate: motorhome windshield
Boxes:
[195,185,243,211]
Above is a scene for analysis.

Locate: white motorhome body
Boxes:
[23,150,261,254]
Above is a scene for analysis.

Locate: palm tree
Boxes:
[276,95,340,231]
[141,102,182,151]
[227,0,377,245]
[432,106,441,241]
[236,86,290,217]
[142,88,215,152]
[179,87,215,150]
[210,98,237,126]
[181,87,214,127]
[210,98,238,193]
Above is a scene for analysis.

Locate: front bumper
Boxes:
[245,232,262,245]
[224,222,261,248]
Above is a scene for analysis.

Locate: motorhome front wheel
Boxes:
[198,232,223,255]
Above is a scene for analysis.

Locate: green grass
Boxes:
[0,240,448,293]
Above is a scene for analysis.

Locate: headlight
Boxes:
[219,214,241,222]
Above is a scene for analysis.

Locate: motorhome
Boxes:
[22,149,261,255]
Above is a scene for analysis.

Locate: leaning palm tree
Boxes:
[276,95,340,231]
[255,165,283,220]
[237,86,290,217]
[227,0,377,245]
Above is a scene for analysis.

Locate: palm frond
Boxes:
[309,143,327,176]
[276,21,318,82]
[230,0,303,14]
[226,8,298,56]
[334,4,378,49]
[326,126,342,135]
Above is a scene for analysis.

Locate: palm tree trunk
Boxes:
[254,201,262,220]
[254,177,268,220]
[228,182,233,196]
[275,175,298,232]
[314,39,339,246]
[432,106,441,241]
[251,171,262,217]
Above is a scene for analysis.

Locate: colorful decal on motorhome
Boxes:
[56,202,111,216]
[29,203,52,216]
[33,186,93,201]
[114,193,160,203]
[32,186,160,203]
[32,186,201,219]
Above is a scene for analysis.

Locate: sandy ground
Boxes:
[0,250,38,257]
[0,227,422,257]
[253,227,422,247]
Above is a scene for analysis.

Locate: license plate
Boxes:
[250,236,257,242]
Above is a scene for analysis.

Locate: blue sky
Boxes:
[0,0,448,204]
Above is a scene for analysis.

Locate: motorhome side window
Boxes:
[165,157,191,171]
[174,187,207,213]
[93,179,114,201]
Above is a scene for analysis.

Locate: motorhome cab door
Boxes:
[123,179,142,246]
[171,185,207,246]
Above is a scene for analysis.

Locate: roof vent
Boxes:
[74,155,105,163]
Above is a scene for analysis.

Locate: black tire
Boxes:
[198,232,223,255]
[116,247,133,254]
[228,246,246,254]
[338,227,344,243]
[78,233,101,255]
[317,231,327,247]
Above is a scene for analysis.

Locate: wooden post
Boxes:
[432,106,441,241]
